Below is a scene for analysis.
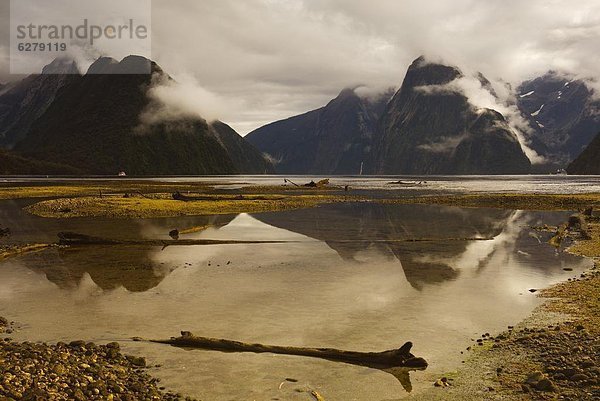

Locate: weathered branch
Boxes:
[57,232,492,247]
[150,331,428,370]
[57,232,292,247]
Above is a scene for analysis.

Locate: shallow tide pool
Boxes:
[0,201,592,400]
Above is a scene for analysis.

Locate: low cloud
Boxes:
[452,75,546,164]
[141,73,229,125]
[584,78,600,100]
[354,85,395,100]
[261,152,282,165]
[414,83,460,96]
[416,71,546,164]
[418,133,469,153]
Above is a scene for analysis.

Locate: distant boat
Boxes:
[552,169,567,175]
[359,162,364,176]
[118,171,127,177]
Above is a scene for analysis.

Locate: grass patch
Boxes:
[25,194,340,219]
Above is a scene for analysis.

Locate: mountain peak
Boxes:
[325,87,361,108]
[118,55,154,74]
[403,56,462,88]
[86,55,156,75]
[41,57,79,75]
[336,87,359,99]
[86,57,119,74]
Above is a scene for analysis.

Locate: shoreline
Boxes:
[412,209,600,400]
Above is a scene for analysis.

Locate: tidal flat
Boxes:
[0,178,599,400]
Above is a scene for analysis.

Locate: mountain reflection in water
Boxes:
[12,202,580,293]
[1,201,592,401]
[253,204,516,289]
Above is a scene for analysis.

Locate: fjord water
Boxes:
[0,198,592,400]
[4,174,600,194]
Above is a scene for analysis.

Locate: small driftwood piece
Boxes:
[283,178,301,187]
[151,331,428,370]
[387,181,425,187]
[303,179,329,188]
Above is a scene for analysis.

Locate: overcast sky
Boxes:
[2,0,600,134]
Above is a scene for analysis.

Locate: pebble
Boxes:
[0,331,198,401]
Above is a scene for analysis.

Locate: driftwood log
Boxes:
[57,232,292,247]
[283,178,301,187]
[387,181,425,187]
[57,232,492,248]
[303,179,330,188]
[151,331,427,370]
[149,332,426,392]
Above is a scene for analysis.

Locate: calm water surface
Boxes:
[0,196,593,400]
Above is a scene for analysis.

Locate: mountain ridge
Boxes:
[2,56,273,175]
[370,57,531,174]
[249,56,531,175]
[246,87,392,174]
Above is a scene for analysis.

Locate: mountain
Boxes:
[210,121,274,174]
[0,58,80,148]
[567,132,600,174]
[10,56,273,175]
[370,57,531,174]
[517,72,600,166]
[246,88,392,174]
[248,56,531,175]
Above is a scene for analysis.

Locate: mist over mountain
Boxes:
[249,57,532,175]
[516,73,600,169]
[0,56,272,175]
[371,57,531,174]
[2,52,599,176]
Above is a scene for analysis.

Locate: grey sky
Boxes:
[1,0,599,134]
